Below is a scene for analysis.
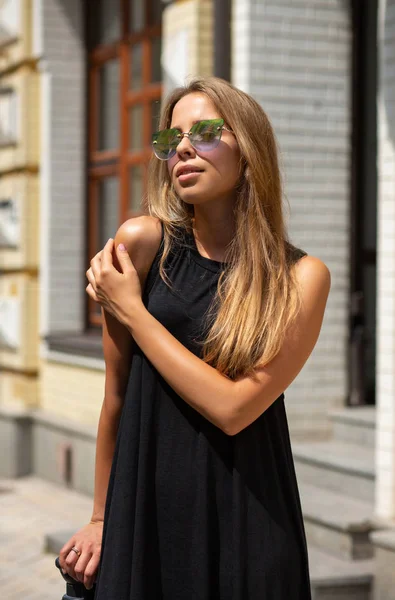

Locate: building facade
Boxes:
[0,0,40,475]
[1,0,395,596]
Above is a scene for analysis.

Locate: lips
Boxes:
[176,165,204,178]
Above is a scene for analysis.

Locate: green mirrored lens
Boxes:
[189,119,224,150]
[152,127,180,159]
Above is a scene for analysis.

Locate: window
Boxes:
[0,87,18,146]
[87,0,162,326]
[0,0,20,45]
[0,196,19,247]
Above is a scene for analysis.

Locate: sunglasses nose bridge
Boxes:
[176,132,195,154]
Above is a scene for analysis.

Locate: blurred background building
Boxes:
[0,0,395,597]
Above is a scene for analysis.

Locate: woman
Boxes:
[59,77,330,599]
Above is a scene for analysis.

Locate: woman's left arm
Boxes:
[87,239,330,436]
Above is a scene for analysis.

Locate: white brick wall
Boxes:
[233,0,352,437]
[376,0,395,520]
[37,0,86,335]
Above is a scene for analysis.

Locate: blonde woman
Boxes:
[59,77,330,599]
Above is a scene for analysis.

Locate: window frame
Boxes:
[86,0,162,327]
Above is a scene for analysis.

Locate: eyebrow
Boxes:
[170,119,210,131]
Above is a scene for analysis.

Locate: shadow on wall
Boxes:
[383,0,395,148]
[58,0,84,43]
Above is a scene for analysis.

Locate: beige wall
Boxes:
[0,0,33,70]
[40,361,105,426]
[163,0,213,93]
[0,0,40,409]
[0,370,38,408]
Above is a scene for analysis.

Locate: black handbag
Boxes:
[55,557,96,600]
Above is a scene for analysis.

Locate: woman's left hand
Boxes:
[86,238,144,325]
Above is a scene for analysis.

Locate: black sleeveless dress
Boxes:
[94,224,311,600]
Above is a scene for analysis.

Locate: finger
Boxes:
[116,242,134,273]
[74,549,93,584]
[86,283,99,302]
[84,553,100,590]
[90,249,103,281]
[65,548,81,580]
[101,238,115,271]
[59,538,77,572]
[85,267,97,292]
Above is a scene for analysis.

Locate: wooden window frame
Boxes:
[86,0,162,327]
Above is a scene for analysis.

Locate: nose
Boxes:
[176,133,195,158]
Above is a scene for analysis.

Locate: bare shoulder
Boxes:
[293,255,331,308]
[115,215,162,253]
[114,215,163,276]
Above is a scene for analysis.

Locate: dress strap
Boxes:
[142,220,165,298]
[286,241,307,264]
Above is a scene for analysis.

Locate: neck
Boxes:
[191,201,235,259]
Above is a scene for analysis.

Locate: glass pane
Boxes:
[130,44,143,91]
[129,167,144,213]
[130,0,144,32]
[98,177,120,251]
[151,99,161,135]
[99,60,120,151]
[129,105,143,150]
[151,37,162,83]
[96,0,121,45]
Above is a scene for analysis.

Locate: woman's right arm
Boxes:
[58,216,163,589]
[92,215,163,523]
[90,308,133,523]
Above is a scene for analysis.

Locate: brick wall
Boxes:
[232,0,352,438]
[40,360,105,426]
[376,0,395,520]
[38,0,86,334]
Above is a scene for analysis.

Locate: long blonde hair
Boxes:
[146,77,303,380]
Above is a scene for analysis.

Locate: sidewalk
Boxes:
[0,476,92,599]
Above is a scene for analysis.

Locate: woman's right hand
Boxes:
[59,520,104,590]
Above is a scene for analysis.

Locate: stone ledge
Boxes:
[309,546,374,588]
[32,408,97,442]
[0,407,97,490]
[370,529,395,551]
[0,403,32,422]
[299,481,379,533]
[0,405,97,441]
[329,407,376,428]
[292,439,375,479]
[45,331,103,360]
[0,406,32,477]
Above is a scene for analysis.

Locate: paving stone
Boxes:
[0,476,92,600]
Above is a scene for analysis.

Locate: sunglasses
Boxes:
[151,118,233,161]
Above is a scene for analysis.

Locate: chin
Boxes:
[179,192,211,206]
[176,186,209,205]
